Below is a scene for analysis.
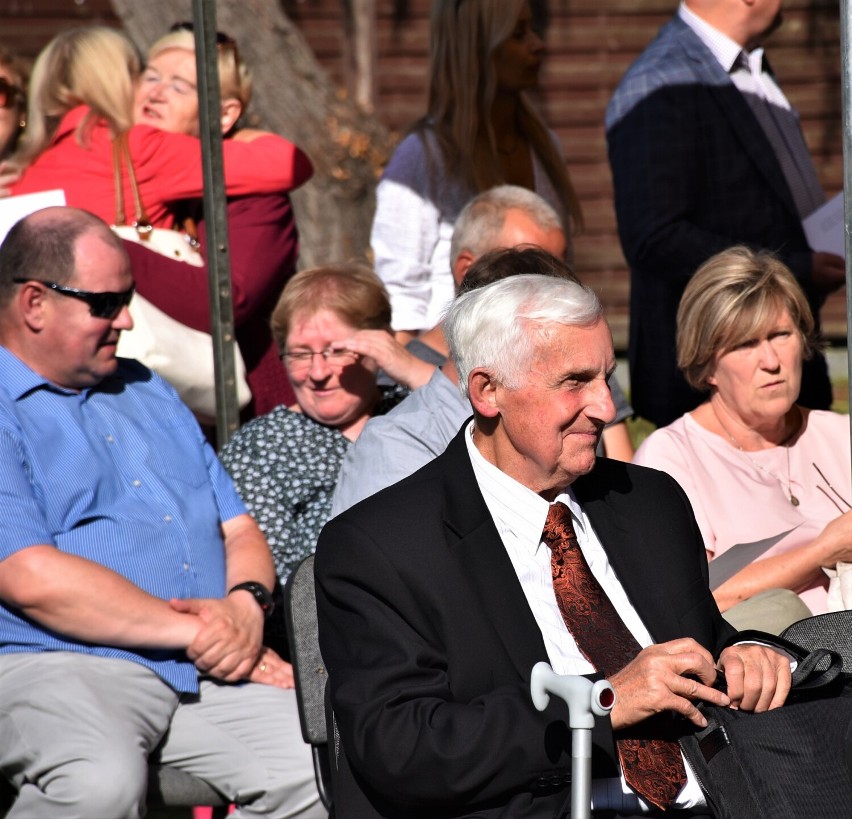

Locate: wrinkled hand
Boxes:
[336,330,435,389]
[811,252,845,293]
[249,647,295,689]
[170,593,264,682]
[608,638,731,730]
[814,509,852,566]
[717,643,790,712]
[0,161,21,197]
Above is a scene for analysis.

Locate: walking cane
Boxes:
[530,662,615,819]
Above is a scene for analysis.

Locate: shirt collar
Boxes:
[0,346,119,401]
[464,419,584,548]
[0,346,61,400]
[678,2,748,74]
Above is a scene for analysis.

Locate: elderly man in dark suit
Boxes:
[315,270,790,818]
[606,0,844,428]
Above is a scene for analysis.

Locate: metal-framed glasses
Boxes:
[281,347,359,372]
[169,21,241,64]
[13,279,135,320]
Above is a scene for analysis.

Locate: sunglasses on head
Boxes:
[169,21,237,47]
[13,279,135,320]
[0,77,23,111]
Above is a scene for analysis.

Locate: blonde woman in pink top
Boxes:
[635,246,852,625]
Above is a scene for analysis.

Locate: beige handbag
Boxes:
[110,134,251,418]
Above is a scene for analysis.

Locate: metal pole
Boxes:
[842,0,852,481]
[191,0,241,448]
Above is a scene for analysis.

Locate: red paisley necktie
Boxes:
[542,501,688,810]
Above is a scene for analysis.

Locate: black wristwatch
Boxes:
[228,581,275,618]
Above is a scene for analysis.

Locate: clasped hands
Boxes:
[169,595,294,689]
[608,638,791,731]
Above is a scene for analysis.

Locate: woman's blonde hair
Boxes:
[419,0,582,230]
[15,26,140,167]
[147,28,252,118]
[271,265,392,352]
[677,246,817,391]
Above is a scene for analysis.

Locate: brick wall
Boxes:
[3,0,845,349]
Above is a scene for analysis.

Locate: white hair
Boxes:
[449,184,563,270]
[444,274,602,398]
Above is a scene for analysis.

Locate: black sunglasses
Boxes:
[13,279,135,320]
[0,77,23,111]
[169,21,237,47]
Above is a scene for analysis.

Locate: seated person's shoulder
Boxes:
[585,455,689,501]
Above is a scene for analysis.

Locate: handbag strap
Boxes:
[112,133,153,241]
[725,629,844,692]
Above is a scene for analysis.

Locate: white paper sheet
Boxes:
[802,191,845,258]
[0,190,66,247]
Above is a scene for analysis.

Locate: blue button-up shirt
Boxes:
[0,349,246,692]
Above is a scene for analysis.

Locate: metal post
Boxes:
[191,0,241,448]
[842,0,852,480]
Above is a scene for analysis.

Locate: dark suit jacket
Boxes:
[315,427,735,818]
[606,16,831,428]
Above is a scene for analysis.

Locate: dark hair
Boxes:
[458,246,578,294]
[0,208,124,305]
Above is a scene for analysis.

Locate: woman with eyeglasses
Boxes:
[9,26,311,229]
[0,47,28,161]
[220,265,431,591]
[372,0,582,341]
[634,246,852,631]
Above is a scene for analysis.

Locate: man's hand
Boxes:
[170,591,264,682]
[811,252,845,293]
[608,638,731,730]
[717,643,790,712]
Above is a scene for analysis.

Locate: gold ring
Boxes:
[259,662,268,673]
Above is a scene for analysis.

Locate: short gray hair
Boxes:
[449,185,562,270]
[444,273,602,398]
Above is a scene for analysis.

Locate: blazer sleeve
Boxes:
[314,513,579,810]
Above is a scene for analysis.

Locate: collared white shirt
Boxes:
[678,1,790,109]
[464,422,705,811]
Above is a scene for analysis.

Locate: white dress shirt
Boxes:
[464,422,706,812]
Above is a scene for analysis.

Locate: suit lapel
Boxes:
[438,428,551,680]
[574,465,682,645]
[671,18,800,218]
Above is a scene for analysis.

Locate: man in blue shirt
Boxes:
[0,208,322,818]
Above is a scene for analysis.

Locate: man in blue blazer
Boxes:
[315,271,790,818]
[606,0,844,428]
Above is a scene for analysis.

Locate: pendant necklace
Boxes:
[712,404,801,507]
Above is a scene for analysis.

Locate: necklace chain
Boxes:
[711,404,801,507]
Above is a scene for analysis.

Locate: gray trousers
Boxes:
[0,652,325,819]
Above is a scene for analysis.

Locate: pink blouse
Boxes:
[634,409,852,614]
